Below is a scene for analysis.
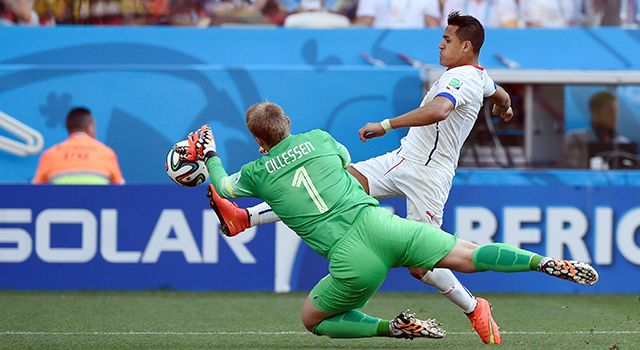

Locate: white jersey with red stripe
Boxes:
[397,64,496,179]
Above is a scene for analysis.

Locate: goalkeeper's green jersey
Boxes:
[207,129,379,258]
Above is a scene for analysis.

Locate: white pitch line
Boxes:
[2,331,639,336]
[499,331,640,335]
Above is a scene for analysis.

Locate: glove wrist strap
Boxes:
[204,150,218,163]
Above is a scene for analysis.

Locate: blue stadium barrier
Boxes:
[1,180,638,293]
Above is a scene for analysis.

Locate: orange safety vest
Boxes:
[33,132,125,184]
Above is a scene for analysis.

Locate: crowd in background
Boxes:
[0,0,638,28]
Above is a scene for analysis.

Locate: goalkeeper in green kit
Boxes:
[177,101,598,340]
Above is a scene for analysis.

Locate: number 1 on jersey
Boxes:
[292,166,328,213]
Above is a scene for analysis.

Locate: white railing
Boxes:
[0,110,44,157]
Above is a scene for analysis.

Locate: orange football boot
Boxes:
[206,184,249,237]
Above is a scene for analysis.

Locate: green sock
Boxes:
[529,254,544,270]
[472,243,544,272]
[312,310,391,338]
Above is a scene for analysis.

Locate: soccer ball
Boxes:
[165,140,209,187]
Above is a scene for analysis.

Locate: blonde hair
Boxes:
[245,102,290,147]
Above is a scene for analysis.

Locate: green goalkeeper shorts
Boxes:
[309,206,457,314]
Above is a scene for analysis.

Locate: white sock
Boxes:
[247,202,281,227]
[420,268,477,314]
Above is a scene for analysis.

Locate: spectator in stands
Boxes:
[355,0,440,28]
[202,0,279,25]
[440,0,519,27]
[620,0,639,27]
[563,91,632,169]
[581,0,622,26]
[519,0,578,28]
[85,0,127,25]
[280,0,352,27]
[278,0,338,13]
[169,0,205,25]
[120,0,147,25]
[1,0,39,25]
[33,107,125,184]
[145,0,171,24]
[69,0,88,23]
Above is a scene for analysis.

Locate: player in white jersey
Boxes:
[353,64,502,228]
[349,11,513,345]
[206,11,513,344]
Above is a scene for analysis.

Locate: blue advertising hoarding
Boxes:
[1,182,638,293]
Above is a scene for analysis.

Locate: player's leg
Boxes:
[348,151,406,200]
[416,268,500,344]
[434,237,599,285]
[301,294,391,337]
[351,154,456,306]
[206,184,279,236]
[351,155,463,313]
[302,229,390,337]
[246,201,280,226]
[395,213,599,283]
[393,162,502,343]
[346,166,370,194]
[410,267,500,344]
[359,156,496,343]
[305,224,444,339]
[303,294,444,339]
[300,294,338,332]
[413,268,477,310]
[408,244,500,344]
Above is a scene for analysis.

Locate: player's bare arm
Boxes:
[358,96,454,142]
[489,85,513,122]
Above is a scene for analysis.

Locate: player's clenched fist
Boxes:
[359,122,387,142]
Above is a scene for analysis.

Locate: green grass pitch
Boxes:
[1,291,639,349]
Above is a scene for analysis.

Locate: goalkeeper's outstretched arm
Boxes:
[205,156,249,199]
[206,155,282,228]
